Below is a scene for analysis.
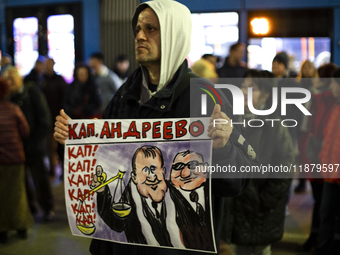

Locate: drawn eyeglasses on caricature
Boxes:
[172,161,207,171]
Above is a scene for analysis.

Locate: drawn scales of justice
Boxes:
[76,170,131,235]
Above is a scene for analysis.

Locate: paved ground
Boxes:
[0,175,313,255]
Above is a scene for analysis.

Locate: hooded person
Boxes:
[130,0,192,105]
[54,0,259,254]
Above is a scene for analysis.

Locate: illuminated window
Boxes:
[188,12,239,67]
[47,14,75,83]
[247,37,331,72]
[13,17,39,77]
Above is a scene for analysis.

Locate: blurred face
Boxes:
[301,62,315,78]
[77,67,89,84]
[1,57,11,67]
[272,60,286,78]
[135,8,161,68]
[230,45,245,62]
[330,78,340,99]
[241,78,269,113]
[132,151,167,202]
[116,60,130,74]
[88,58,101,74]
[45,59,55,75]
[35,61,46,75]
[3,70,23,93]
[171,153,207,191]
[205,56,217,66]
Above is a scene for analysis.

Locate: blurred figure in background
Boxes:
[64,63,102,119]
[0,78,33,243]
[221,70,293,255]
[0,53,13,76]
[24,55,46,88]
[272,51,302,153]
[295,60,317,194]
[297,63,339,252]
[315,68,340,255]
[191,54,219,80]
[3,66,54,222]
[40,57,67,178]
[296,60,317,89]
[112,54,130,88]
[89,52,118,112]
[217,42,247,78]
[272,52,290,79]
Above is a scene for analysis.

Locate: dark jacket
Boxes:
[97,181,171,246]
[9,83,52,163]
[90,60,258,255]
[166,180,214,251]
[217,57,247,78]
[277,77,303,146]
[64,79,102,119]
[221,114,293,246]
[40,72,67,125]
[0,100,29,165]
[24,68,43,87]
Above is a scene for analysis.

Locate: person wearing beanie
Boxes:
[272,51,289,78]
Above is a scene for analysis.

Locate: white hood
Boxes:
[132,0,192,91]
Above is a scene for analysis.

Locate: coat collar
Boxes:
[121,60,190,111]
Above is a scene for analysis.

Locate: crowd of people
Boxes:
[191,41,340,255]
[0,1,339,255]
[0,52,129,244]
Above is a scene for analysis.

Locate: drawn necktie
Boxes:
[190,190,205,223]
[151,201,160,218]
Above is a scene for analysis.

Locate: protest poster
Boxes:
[64,118,216,252]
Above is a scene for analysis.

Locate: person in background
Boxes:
[40,57,67,178]
[272,51,302,153]
[64,63,102,119]
[112,54,130,88]
[315,68,340,255]
[24,55,46,88]
[0,78,33,243]
[294,60,317,194]
[297,63,339,252]
[272,52,290,79]
[217,42,247,78]
[191,54,219,80]
[3,66,54,222]
[0,53,13,76]
[296,60,317,89]
[220,70,293,255]
[89,52,118,111]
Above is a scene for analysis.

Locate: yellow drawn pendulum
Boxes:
[76,170,131,235]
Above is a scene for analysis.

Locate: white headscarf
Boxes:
[132,0,192,92]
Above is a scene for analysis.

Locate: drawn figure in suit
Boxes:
[92,145,183,247]
[167,150,214,251]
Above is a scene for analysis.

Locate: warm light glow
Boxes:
[308,37,315,61]
[251,18,269,35]
[301,37,307,60]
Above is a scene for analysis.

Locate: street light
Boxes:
[251,18,269,35]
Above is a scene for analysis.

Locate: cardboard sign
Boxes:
[64,118,216,252]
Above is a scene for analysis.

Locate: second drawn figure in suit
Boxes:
[167,150,214,251]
